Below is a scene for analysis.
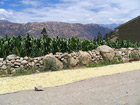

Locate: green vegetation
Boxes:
[0,59,123,77]
[0,34,139,59]
[1,30,140,77]
[129,51,140,61]
[43,58,58,71]
[0,30,140,59]
[41,27,47,35]
[12,67,36,76]
[87,59,123,68]
[0,66,47,77]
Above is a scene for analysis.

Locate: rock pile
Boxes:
[0,45,140,74]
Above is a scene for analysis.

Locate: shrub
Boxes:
[63,56,71,69]
[13,67,36,76]
[87,59,123,68]
[129,51,140,61]
[43,58,58,71]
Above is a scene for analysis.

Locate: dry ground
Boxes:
[0,70,140,105]
[1,61,140,94]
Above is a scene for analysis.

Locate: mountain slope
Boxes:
[0,21,111,39]
[99,23,120,30]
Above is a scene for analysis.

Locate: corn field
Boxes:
[0,34,140,58]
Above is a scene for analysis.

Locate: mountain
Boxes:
[99,23,120,30]
[0,21,112,39]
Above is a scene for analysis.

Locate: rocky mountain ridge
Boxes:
[0,20,111,39]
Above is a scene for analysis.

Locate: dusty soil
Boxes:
[0,70,140,105]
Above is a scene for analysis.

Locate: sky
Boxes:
[0,0,140,24]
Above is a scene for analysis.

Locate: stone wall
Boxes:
[0,45,140,74]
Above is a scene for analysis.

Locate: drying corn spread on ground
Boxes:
[0,61,140,94]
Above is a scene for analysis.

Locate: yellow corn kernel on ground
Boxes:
[0,61,140,94]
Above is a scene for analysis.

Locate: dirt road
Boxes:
[0,70,140,105]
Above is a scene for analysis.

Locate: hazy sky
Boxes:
[0,0,139,24]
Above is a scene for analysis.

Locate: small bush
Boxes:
[87,59,123,68]
[13,67,36,76]
[113,56,123,62]
[43,59,58,71]
[129,52,140,61]
[63,57,71,69]
[0,69,7,77]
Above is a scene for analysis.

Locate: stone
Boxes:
[71,52,76,57]
[94,50,100,55]
[128,47,134,51]
[63,58,68,64]
[96,45,115,60]
[16,59,21,62]
[44,55,63,70]
[26,64,29,67]
[6,62,12,66]
[3,61,6,65]
[120,48,127,51]
[11,69,16,74]
[34,60,38,63]
[99,57,103,60]
[14,66,20,68]
[96,45,113,53]
[57,55,62,60]
[63,53,68,57]
[10,63,15,67]
[15,56,20,59]
[69,57,78,67]
[20,57,23,61]
[115,51,122,56]
[122,57,129,63]
[33,57,38,60]
[6,55,17,60]
[24,56,29,60]
[31,62,35,66]
[92,58,96,61]
[40,57,44,60]
[48,53,53,56]
[73,56,77,59]
[56,52,63,55]
[0,58,3,62]
[20,65,24,68]
[122,52,126,56]
[21,60,28,65]
[37,57,42,61]
[0,62,3,67]
[78,51,92,65]
[36,70,40,73]
[11,60,15,63]
[36,63,40,66]
[34,86,44,91]
[88,51,93,56]
[61,58,64,61]
[14,62,21,66]
[1,65,7,70]
[92,53,96,57]
[54,55,59,58]
[128,50,132,56]
[6,60,11,63]
[39,60,43,65]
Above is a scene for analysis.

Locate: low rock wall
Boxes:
[0,45,140,74]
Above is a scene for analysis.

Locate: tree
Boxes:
[104,31,117,41]
[41,27,47,35]
[97,32,102,41]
